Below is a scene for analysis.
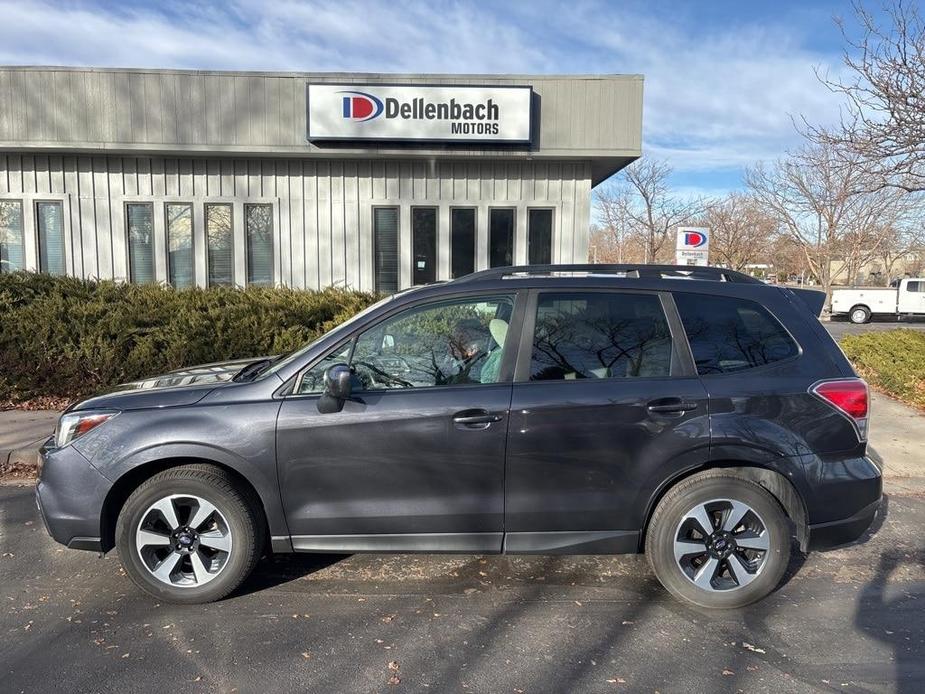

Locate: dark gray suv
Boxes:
[36,264,882,609]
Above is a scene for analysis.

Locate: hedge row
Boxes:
[0,272,378,402]
[840,329,925,411]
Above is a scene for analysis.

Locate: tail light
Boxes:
[810,378,869,441]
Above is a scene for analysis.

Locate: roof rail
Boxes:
[453,264,764,284]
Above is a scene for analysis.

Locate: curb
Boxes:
[0,443,43,478]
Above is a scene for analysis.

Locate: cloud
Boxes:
[0,0,851,186]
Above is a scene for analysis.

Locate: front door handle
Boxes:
[647,399,698,414]
[453,409,504,428]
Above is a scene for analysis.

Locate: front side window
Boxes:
[296,342,353,394]
[530,292,672,381]
[126,203,154,283]
[0,200,25,274]
[674,293,799,375]
[206,203,234,286]
[36,201,66,275]
[167,203,194,288]
[246,204,273,286]
[350,295,515,390]
[907,280,923,292]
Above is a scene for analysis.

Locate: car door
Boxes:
[276,291,523,552]
[504,289,710,553]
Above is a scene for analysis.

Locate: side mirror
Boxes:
[317,363,353,414]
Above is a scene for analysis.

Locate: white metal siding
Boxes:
[0,153,591,291]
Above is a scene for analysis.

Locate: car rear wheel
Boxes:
[115,465,264,604]
[849,305,871,324]
[646,471,791,609]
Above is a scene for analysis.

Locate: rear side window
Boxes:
[674,293,798,375]
[530,292,672,380]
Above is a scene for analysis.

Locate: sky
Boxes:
[0,0,876,197]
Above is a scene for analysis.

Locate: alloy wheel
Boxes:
[673,498,770,592]
[135,494,233,588]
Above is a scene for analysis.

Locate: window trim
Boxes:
[164,201,195,288]
[0,198,26,275]
[284,289,528,399]
[372,205,400,293]
[449,206,477,279]
[35,198,68,276]
[124,201,156,284]
[488,206,516,268]
[527,207,555,266]
[512,288,694,384]
[205,202,235,288]
[410,205,438,286]
[244,202,275,287]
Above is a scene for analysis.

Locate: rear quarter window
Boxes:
[673,293,799,375]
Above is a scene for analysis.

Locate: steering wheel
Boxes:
[356,354,414,388]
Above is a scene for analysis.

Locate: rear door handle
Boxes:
[453,409,504,428]
[647,399,698,414]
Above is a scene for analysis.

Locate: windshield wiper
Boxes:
[232,358,274,382]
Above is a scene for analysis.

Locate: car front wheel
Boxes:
[646,471,791,609]
[115,465,264,604]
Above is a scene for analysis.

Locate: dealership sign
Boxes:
[307,84,532,142]
[675,227,710,266]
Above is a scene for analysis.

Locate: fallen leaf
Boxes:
[388,675,401,685]
[722,669,734,676]
[388,661,400,671]
[742,642,766,654]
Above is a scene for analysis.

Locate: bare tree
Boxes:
[593,159,702,264]
[814,1,925,192]
[746,142,910,296]
[700,193,779,271]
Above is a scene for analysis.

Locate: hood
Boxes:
[71,357,270,412]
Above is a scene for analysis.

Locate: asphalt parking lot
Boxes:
[823,315,925,340]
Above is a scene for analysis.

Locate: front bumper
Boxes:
[35,438,111,552]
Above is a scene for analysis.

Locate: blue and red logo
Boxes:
[683,230,707,247]
[339,91,383,121]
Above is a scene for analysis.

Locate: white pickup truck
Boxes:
[831,278,925,323]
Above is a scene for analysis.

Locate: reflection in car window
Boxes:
[674,293,799,375]
[530,292,672,381]
[296,343,352,394]
[350,296,514,390]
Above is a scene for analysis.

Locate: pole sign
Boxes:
[307,84,532,143]
[675,227,710,266]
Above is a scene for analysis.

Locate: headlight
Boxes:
[54,410,119,448]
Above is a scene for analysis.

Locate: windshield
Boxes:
[262,293,398,377]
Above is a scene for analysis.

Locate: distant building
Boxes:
[0,67,644,291]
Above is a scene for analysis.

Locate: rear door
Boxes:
[504,289,710,553]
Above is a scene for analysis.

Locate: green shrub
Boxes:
[840,329,925,410]
[0,272,378,402]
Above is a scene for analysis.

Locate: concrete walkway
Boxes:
[0,392,922,484]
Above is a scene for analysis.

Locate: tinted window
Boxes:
[674,293,799,375]
[374,207,399,292]
[127,203,155,283]
[530,292,672,381]
[451,208,476,278]
[350,296,514,390]
[528,209,553,265]
[489,208,514,267]
[166,203,194,288]
[907,280,923,292]
[412,207,437,285]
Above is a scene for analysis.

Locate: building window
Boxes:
[206,203,234,287]
[528,209,553,265]
[374,207,399,293]
[245,204,274,286]
[451,208,476,278]
[166,203,194,288]
[412,207,437,285]
[489,208,515,268]
[126,203,155,283]
[0,200,25,274]
[36,201,66,276]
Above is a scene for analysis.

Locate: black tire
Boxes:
[646,470,791,609]
[115,464,264,604]
[849,305,871,324]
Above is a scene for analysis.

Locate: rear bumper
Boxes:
[805,454,882,549]
[35,438,110,552]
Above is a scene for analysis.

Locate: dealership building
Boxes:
[0,67,643,291]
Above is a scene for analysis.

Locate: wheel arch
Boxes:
[99,457,272,553]
[640,462,809,553]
